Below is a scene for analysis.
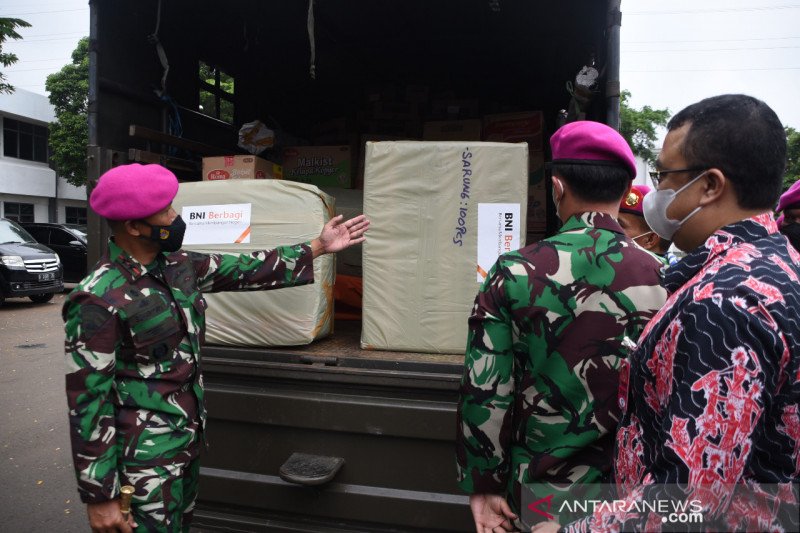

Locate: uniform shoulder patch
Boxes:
[80,304,113,341]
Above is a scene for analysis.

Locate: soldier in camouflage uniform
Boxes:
[456,121,668,532]
[64,164,369,533]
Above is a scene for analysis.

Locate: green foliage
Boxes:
[46,37,89,187]
[198,61,234,123]
[785,126,800,192]
[619,90,670,164]
[0,17,32,94]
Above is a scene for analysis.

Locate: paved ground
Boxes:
[0,290,85,531]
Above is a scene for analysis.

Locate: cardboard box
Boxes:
[360,118,423,138]
[404,84,430,104]
[311,116,355,145]
[202,155,283,181]
[364,84,398,104]
[423,120,482,141]
[527,152,547,233]
[282,145,353,188]
[483,111,544,151]
[369,101,420,121]
[361,141,529,354]
[430,98,480,120]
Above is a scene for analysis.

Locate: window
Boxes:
[199,61,235,124]
[4,202,35,223]
[65,206,87,225]
[3,118,49,163]
[51,228,76,246]
[25,226,49,243]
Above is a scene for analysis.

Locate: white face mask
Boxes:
[643,170,708,240]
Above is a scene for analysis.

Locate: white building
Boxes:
[0,88,87,224]
[632,155,653,189]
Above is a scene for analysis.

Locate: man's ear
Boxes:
[124,219,144,237]
[642,231,659,251]
[699,169,726,205]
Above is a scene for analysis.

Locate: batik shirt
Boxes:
[63,239,314,503]
[456,212,668,515]
[564,214,800,532]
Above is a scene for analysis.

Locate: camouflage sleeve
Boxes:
[63,291,121,503]
[192,242,315,293]
[456,260,516,494]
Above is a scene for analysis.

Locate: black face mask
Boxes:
[140,215,186,253]
[780,222,800,253]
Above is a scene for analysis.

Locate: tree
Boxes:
[0,17,32,94]
[46,37,89,187]
[619,90,670,164]
[784,126,800,191]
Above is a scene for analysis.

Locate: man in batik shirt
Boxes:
[64,164,369,532]
[456,121,668,532]
[550,95,800,532]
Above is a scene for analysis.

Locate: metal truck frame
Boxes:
[86,1,621,530]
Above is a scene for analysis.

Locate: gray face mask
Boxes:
[643,171,707,240]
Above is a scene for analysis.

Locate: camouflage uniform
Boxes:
[64,239,314,531]
[456,212,668,520]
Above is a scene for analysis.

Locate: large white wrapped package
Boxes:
[361,141,528,354]
[173,180,334,347]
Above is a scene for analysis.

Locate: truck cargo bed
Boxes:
[198,321,472,532]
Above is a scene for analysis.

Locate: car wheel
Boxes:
[29,293,54,304]
[0,288,5,307]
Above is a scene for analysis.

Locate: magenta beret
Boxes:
[550,121,637,178]
[90,164,179,220]
[777,179,800,213]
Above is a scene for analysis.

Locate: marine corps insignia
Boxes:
[160,228,170,239]
[625,191,638,207]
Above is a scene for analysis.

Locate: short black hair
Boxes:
[550,163,632,203]
[668,94,786,210]
[106,219,126,234]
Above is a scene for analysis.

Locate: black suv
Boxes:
[0,218,64,306]
[22,222,88,283]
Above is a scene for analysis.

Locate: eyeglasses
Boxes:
[648,167,706,188]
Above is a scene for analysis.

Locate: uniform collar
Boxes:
[106,238,164,282]
[662,213,777,293]
[559,211,626,235]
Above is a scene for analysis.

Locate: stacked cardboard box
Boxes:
[202,155,282,181]
[361,141,528,354]
[483,111,546,239]
[422,120,482,141]
[282,146,353,188]
[276,89,547,246]
[172,180,335,347]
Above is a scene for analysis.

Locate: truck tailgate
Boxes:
[197,321,473,532]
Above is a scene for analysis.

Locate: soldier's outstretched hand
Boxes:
[314,214,370,256]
